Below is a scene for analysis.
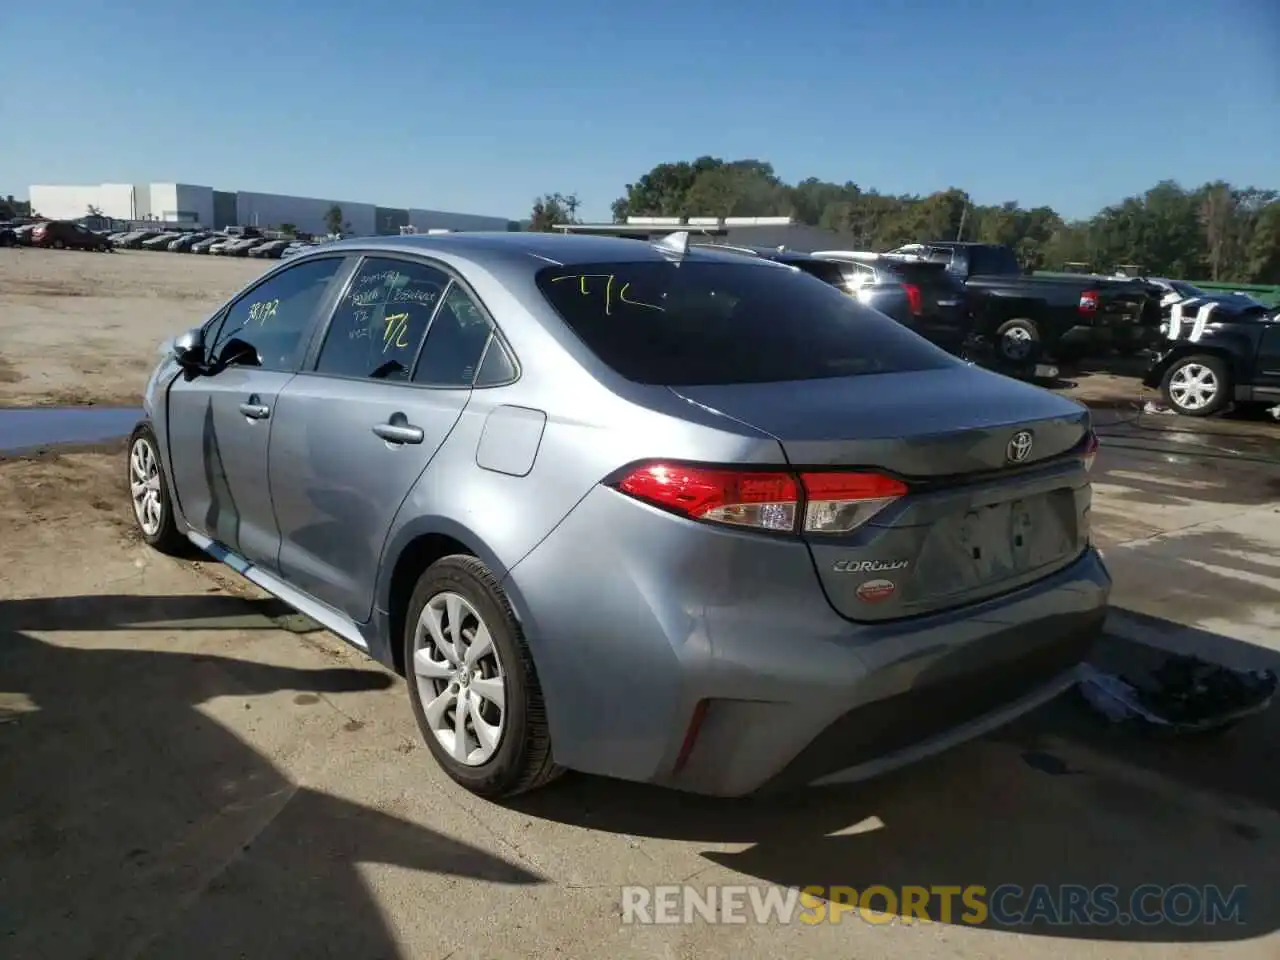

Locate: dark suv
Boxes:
[1143,296,1280,417]
[30,220,112,252]
[811,251,969,352]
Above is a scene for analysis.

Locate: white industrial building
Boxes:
[27,182,514,235]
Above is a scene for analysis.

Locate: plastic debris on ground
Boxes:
[1142,400,1177,416]
[1078,656,1278,735]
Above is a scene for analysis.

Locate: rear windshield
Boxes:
[534,260,954,386]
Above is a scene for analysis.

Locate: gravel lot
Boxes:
[0,247,267,407]
[2,246,1278,959]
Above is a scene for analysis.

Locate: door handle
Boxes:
[372,415,424,445]
[239,395,270,420]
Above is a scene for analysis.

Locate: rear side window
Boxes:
[412,285,494,387]
[969,246,1020,275]
[535,261,954,386]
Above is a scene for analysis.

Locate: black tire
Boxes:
[404,555,561,798]
[994,318,1040,363]
[52,239,65,250]
[126,423,188,555]
[1160,353,1231,418]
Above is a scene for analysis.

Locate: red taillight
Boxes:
[616,464,799,531]
[1079,290,1099,314]
[1080,429,1099,471]
[798,471,908,533]
[611,463,907,534]
[902,283,924,316]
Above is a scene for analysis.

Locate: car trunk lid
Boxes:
[671,363,1094,621]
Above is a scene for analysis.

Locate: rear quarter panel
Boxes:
[372,263,789,619]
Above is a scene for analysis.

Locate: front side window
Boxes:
[314,257,449,380]
[209,257,343,371]
[535,260,954,386]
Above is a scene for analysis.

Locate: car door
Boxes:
[270,255,498,621]
[164,255,349,567]
[1254,314,1280,394]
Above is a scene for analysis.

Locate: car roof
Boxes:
[310,232,796,274]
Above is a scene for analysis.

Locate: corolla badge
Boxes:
[833,559,910,574]
[1007,430,1034,463]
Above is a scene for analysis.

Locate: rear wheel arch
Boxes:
[380,522,524,676]
[385,532,475,676]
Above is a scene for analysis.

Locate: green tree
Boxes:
[610,157,724,222]
[1245,201,1280,283]
[528,193,581,232]
[278,222,298,237]
[608,159,1280,284]
[324,204,343,235]
[0,194,33,219]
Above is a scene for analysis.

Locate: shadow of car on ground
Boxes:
[0,593,543,960]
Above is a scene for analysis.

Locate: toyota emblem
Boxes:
[1007,430,1034,463]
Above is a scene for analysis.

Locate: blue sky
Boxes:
[2,0,1277,222]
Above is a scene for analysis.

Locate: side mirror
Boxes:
[172,327,205,369]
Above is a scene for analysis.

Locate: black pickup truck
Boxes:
[884,242,1159,367]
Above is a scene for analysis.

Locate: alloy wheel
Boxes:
[129,437,163,536]
[412,591,506,766]
[1168,363,1218,411]
[1001,326,1033,360]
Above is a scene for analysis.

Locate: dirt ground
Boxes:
[3,438,1278,960]
[0,247,267,407]
[3,246,1280,958]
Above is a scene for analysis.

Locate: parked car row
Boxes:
[695,239,1278,421]
[0,219,114,251]
[696,241,1161,375]
[813,242,1162,367]
[106,228,319,260]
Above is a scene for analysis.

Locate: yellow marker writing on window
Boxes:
[548,274,663,313]
[383,312,411,353]
[248,298,280,325]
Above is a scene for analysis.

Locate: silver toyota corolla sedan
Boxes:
[128,231,1110,799]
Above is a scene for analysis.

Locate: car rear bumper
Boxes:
[506,485,1111,797]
